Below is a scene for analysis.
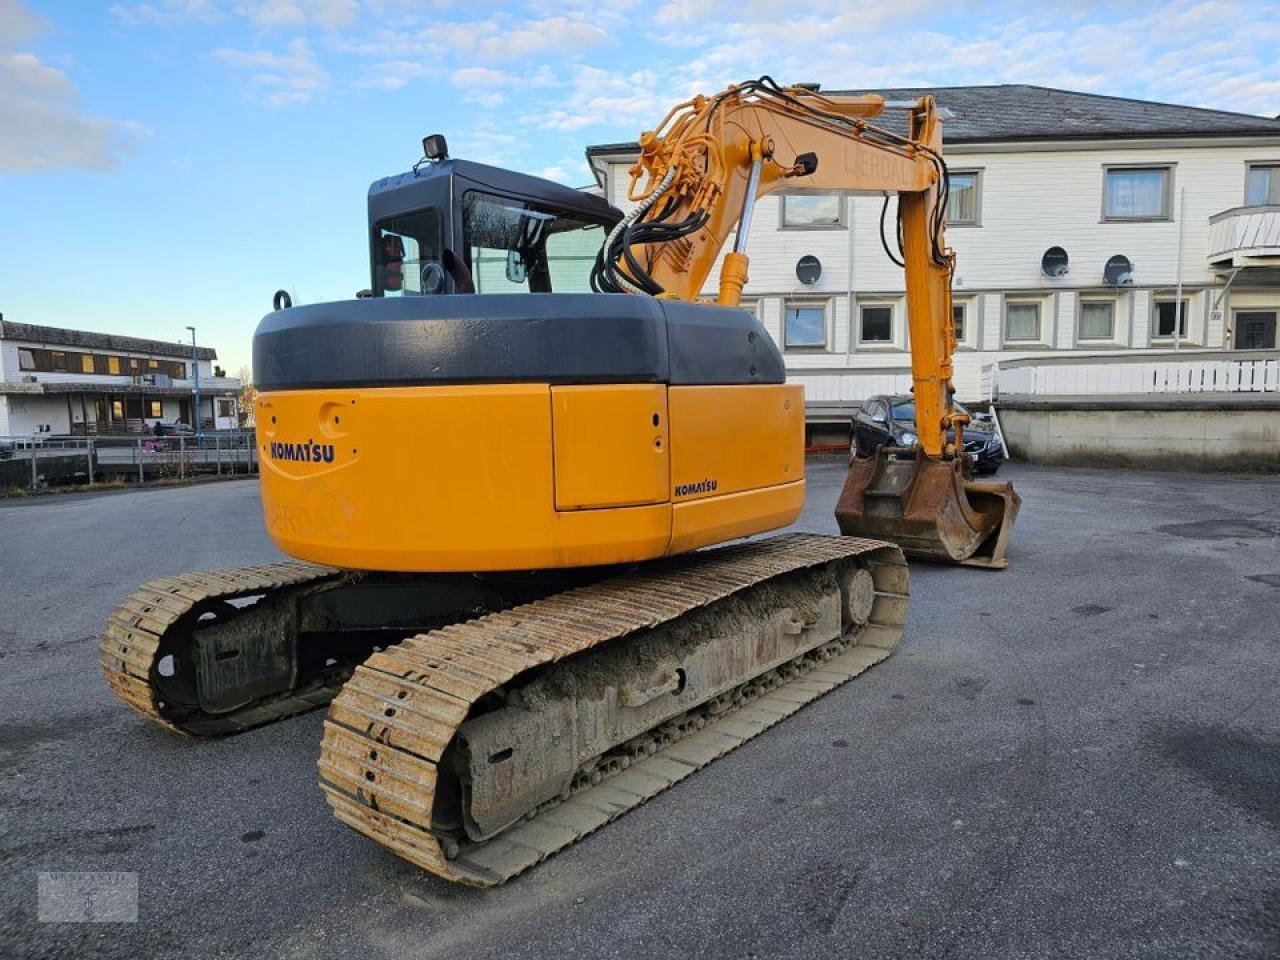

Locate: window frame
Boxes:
[782,300,830,350]
[1245,161,1280,206]
[1153,298,1191,340]
[857,302,896,346]
[951,299,975,348]
[1077,299,1117,342]
[945,169,983,227]
[779,194,846,230]
[1003,300,1042,343]
[1102,163,1174,222]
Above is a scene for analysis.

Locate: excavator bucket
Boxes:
[835,448,1021,569]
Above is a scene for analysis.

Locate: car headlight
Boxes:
[899,431,918,447]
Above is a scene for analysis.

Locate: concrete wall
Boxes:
[998,399,1280,470]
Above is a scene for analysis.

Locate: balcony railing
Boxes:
[994,349,1280,398]
[1208,205,1280,267]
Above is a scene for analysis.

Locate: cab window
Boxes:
[463,191,605,294]
[373,209,442,296]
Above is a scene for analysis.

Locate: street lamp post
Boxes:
[186,325,201,439]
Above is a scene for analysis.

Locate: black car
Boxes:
[850,394,1005,476]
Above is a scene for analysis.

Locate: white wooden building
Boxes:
[0,318,243,437]
[585,85,1280,435]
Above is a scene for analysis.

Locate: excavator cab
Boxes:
[366,151,620,298]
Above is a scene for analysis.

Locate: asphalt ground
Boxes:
[2,461,1279,960]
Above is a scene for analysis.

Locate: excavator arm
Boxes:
[596,77,1020,567]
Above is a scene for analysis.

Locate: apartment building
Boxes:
[0,318,243,436]
[585,85,1280,427]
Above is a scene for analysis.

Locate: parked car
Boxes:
[850,394,1006,475]
[152,420,195,449]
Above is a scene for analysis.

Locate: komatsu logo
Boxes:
[269,440,335,464]
[674,478,717,497]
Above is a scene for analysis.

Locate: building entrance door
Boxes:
[1234,311,1277,349]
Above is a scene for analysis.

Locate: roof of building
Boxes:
[585,84,1280,164]
[0,318,217,361]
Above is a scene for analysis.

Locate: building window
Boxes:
[127,357,140,373]
[1004,302,1041,342]
[1104,166,1172,220]
[946,171,981,225]
[172,362,186,378]
[1079,301,1115,341]
[952,302,967,342]
[108,356,121,374]
[784,302,828,348]
[51,351,68,371]
[1246,163,1280,205]
[148,399,162,418]
[18,349,34,370]
[81,354,95,373]
[1154,299,1189,338]
[111,399,124,420]
[781,195,844,228]
[217,399,234,418]
[859,304,894,344]
[147,358,159,370]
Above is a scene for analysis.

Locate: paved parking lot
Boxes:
[2,461,1279,960]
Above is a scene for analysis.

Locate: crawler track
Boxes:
[99,562,346,735]
[318,533,908,886]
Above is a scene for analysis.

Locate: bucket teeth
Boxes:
[317,533,909,887]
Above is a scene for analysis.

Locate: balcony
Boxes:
[1207,205,1280,269]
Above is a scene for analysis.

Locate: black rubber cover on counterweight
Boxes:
[252,293,785,390]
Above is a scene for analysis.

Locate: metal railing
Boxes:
[0,430,258,494]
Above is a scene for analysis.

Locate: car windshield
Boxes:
[891,400,970,423]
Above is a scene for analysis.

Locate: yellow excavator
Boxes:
[100,77,1017,886]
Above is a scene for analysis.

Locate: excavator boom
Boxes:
[595,77,1019,567]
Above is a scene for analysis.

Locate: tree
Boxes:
[237,366,257,427]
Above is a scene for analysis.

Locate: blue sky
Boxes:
[2,0,1278,374]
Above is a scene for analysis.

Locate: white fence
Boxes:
[792,371,915,409]
[995,351,1280,398]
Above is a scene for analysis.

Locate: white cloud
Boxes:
[0,51,145,173]
[0,1,144,174]
[108,0,221,26]
[355,59,428,90]
[535,65,668,132]
[475,17,607,58]
[232,0,359,29]
[451,66,513,88]
[0,0,46,43]
[212,37,329,106]
[436,15,609,60]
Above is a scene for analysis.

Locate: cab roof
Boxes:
[368,157,622,225]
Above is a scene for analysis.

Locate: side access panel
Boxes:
[552,385,669,510]
[667,384,806,553]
